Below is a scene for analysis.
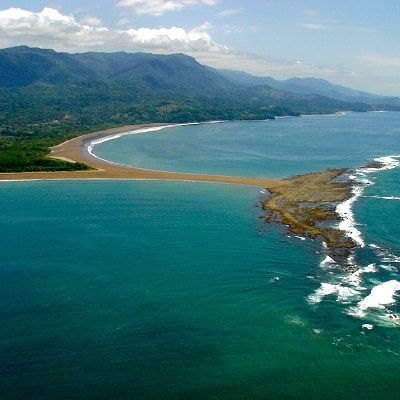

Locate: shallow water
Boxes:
[94,112,400,177]
[1,112,400,399]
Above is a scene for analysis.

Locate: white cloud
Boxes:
[116,0,219,16]
[123,24,226,52]
[0,7,79,34]
[300,17,376,34]
[117,17,131,26]
[300,22,328,30]
[0,7,224,54]
[0,7,109,48]
[303,9,319,17]
[79,16,103,27]
[217,8,243,17]
[221,25,245,34]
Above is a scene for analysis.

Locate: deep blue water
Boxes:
[1,112,400,399]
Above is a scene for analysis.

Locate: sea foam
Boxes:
[307,282,361,305]
[334,155,400,255]
[87,125,178,162]
[307,263,377,306]
[358,280,400,311]
[336,183,365,247]
[373,155,400,171]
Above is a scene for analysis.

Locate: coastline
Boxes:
[263,168,355,258]
[0,123,355,252]
[0,123,279,188]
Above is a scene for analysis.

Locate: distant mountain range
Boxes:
[215,68,400,110]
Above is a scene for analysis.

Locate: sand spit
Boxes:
[0,124,354,252]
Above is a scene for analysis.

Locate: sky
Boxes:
[1,0,399,96]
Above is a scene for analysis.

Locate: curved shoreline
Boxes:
[0,123,282,188]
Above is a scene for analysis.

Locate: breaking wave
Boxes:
[308,155,400,328]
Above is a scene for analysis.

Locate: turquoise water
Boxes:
[93,112,400,178]
[1,112,400,399]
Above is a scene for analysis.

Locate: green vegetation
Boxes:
[0,46,375,172]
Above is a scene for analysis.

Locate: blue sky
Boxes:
[1,0,399,96]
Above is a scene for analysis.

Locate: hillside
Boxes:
[0,46,374,172]
[0,46,372,117]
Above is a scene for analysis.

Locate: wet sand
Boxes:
[0,123,353,250]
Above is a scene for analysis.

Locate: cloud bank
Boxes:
[0,7,224,54]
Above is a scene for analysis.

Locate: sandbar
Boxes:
[0,123,354,253]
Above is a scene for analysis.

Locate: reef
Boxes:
[262,168,356,258]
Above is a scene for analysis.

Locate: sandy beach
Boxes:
[0,124,280,188]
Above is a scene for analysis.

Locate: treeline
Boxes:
[0,84,299,172]
[0,129,90,172]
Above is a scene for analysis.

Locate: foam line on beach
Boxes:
[86,123,191,162]
[86,120,224,159]
[85,121,229,169]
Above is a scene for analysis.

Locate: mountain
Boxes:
[216,68,400,110]
[0,46,375,127]
[0,46,372,112]
[0,46,233,94]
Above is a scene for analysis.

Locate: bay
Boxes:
[94,112,400,177]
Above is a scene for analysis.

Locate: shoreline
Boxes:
[0,123,355,254]
[262,168,355,260]
[0,123,280,188]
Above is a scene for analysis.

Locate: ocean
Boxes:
[1,112,400,399]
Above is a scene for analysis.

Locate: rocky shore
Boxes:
[262,168,355,258]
